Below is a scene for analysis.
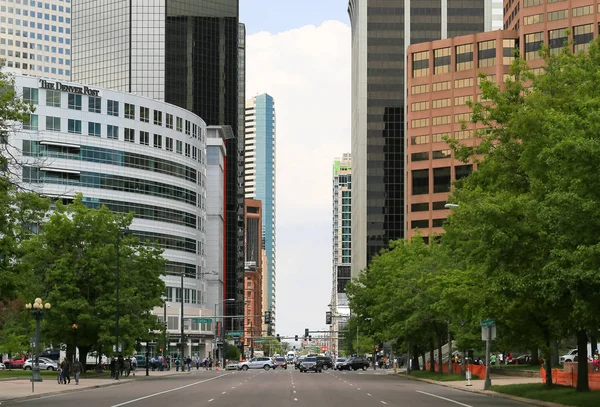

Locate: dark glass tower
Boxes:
[348,0,487,277]
[72,0,245,331]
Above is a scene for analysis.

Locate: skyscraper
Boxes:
[331,154,352,356]
[0,0,72,80]
[244,94,276,328]
[71,0,245,330]
[348,0,494,277]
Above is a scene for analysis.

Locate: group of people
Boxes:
[174,356,215,371]
[57,358,83,385]
[109,355,137,378]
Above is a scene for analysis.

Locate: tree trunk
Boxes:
[530,344,540,365]
[544,341,553,387]
[576,329,590,392]
[437,335,443,374]
[79,345,90,373]
[411,350,420,371]
[429,343,435,372]
[66,344,75,363]
[591,333,597,358]
[551,341,559,366]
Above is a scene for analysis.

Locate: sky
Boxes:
[241,1,351,342]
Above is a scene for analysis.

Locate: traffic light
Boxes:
[276,334,281,342]
[267,325,273,336]
[304,328,309,338]
[326,311,332,325]
[309,335,312,341]
[295,335,298,341]
[265,311,272,324]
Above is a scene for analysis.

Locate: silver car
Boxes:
[237,357,274,371]
[23,357,58,371]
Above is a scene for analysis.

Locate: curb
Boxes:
[392,374,570,407]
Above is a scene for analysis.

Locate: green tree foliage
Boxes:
[19,195,166,364]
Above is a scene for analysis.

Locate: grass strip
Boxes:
[409,370,476,382]
[491,383,600,407]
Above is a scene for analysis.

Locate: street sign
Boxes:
[481,325,497,341]
[254,339,265,343]
[480,319,495,327]
[321,346,327,352]
[228,331,243,337]
[194,318,213,323]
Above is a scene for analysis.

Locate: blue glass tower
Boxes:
[244,94,276,327]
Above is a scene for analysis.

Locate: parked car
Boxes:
[23,357,58,371]
[39,349,61,362]
[133,354,147,368]
[338,356,369,371]
[294,356,305,370]
[3,356,27,369]
[225,362,239,371]
[273,357,287,369]
[335,358,347,370]
[238,357,274,371]
[0,363,5,370]
[298,356,323,373]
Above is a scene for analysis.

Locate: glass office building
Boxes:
[0,0,72,80]
[72,0,245,330]
[348,0,492,277]
[244,94,276,329]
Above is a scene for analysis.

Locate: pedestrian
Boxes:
[131,355,137,376]
[175,357,180,371]
[186,356,192,371]
[72,359,83,385]
[60,358,71,384]
[124,358,131,376]
[57,364,63,384]
[203,357,208,370]
[195,356,200,370]
[208,357,213,370]
[490,354,497,365]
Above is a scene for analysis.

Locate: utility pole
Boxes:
[180,271,184,364]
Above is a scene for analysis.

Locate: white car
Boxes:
[237,357,274,371]
[23,357,58,371]
[0,363,5,370]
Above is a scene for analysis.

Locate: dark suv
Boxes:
[339,356,369,371]
[298,356,323,373]
[316,356,333,370]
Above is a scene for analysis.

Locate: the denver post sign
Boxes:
[39,79,100,97]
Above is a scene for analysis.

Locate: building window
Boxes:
[411,84,430,95]
[176,140,183,154]
[432,115,450,126]
[524,13,544,26]
[432,201,448,210]
[46,116,60,131]
[432,98,451,109]
[549,28,568,55]
[166,113,173,129]
[140,106,149,123]
[176,117,183,132]
[478,40,496,68]
[411,135,429,145]
[434,47,451,74]
[68,119,81,134]
[154,110,162,126]
[411,202,429,212]
[412,118,429,128]
[432,218,446,228]
[432,132,450,143]
[525,32,544,60]
[574,24,593,53]
[412,51,430,78]
[45,89,61,107]
[455,78,473,89]
[455,113,472,123]
[185,120,191,135]
[185,143,191,157]
[547,9,568,22]
[88,122,101,137]
[107,125,119,140]
[140,131,149,146]
[124,128,135,143]
[454,130,474,140]
[412,169,429,195]
[411,152,429,162]
[455,44,473,71]
[433,167,451,193]
[523,0,543,7]
[432,81,450,92]
[411,219,429,229]
[68,93,81,110]
[23,87,38,104]
[107,100,119,116]
[455,164,473,180]
[411,101,429,112]
[124,103,135,120]
[88,96,101,113]
[166,137,173,151]
[154,134,162,148]
[432,149,451,159]
[454,95,472,106]
[23,114,38,130]
[503,39,517,65]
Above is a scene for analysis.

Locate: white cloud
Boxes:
[246,21,351,338]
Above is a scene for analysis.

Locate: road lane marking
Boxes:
[294,398,298,402]
[110,374,231,407]
[416,391,474,407]
[367,393,372,396]
[357,388,361,390]
[381,402,387,405]
[222,391,227,394]
[208,400,214,403]
[293,391,296,394]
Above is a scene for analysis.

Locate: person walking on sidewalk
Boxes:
[72,359,83,385]
[60,358,71,384]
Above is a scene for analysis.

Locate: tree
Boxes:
[444,38,600,391]
[19,195,166,365]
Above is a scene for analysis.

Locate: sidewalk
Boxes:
[0,368,202,404]
[396,372,570,407]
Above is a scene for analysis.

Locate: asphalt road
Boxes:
[11,367,530,407]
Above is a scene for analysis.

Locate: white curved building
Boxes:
[7,73,214,357]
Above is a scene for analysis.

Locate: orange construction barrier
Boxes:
[541,367,600,391]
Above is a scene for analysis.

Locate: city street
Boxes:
[6,368,533,407]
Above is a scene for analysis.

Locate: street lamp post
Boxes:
[25,298,51,393]
[180,271,185,367]
[161,295,168,360]
[214,298,235,366]
[114,227,128,381]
